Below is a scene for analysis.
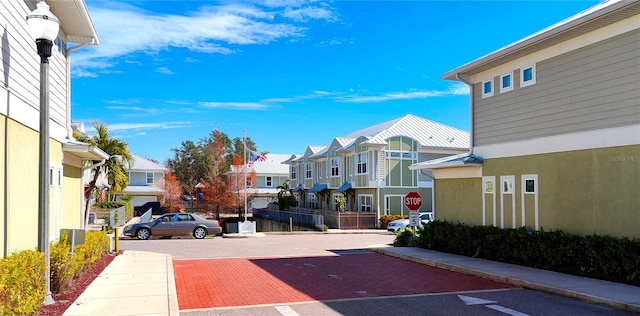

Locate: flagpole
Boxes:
[243,129,248,223]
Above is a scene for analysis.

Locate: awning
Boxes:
[292,184,304,192]
[409,153,483,170]
[337,182,352,192]
[63,140,109,161]
[308,183,328,192]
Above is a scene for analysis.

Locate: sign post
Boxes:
[405,192,423,235]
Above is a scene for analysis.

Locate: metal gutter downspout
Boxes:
[65,41,93,139]
[455,73,474,155]
[419,170,436,218]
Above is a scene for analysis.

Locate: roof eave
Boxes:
[442,0,634,80]
[49,0,100,45]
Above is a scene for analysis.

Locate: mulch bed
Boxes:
[33,252,119,316]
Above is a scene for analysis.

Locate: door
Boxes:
[151,215,176,236]
[172,213,198,236]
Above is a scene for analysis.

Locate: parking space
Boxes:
[174,252,513,310]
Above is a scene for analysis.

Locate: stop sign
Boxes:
[405,191,423,211]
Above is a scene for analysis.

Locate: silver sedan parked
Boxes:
[123,212,222,240]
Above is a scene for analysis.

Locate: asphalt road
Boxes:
[119,233,635,316]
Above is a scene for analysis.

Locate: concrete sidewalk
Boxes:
[63,251,179,316]
[372,246,640,313]
[64,244,640,315]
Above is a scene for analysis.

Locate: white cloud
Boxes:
[337,84,469,103]
[108,122,191,131]
[199,102,269,110]
[156,67,175,75]
[72,1,338,76]
[449,82,470,95]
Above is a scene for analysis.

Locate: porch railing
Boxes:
[254,207,378,229]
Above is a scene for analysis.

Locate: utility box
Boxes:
[60,229,86,247]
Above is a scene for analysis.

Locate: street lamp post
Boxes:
[26,0,60,305]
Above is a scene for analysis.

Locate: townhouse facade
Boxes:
[228,153,290,209]
[0,1,102,257]
[285,114,469,224]
[114,154,168,207]
[411,0,640,238]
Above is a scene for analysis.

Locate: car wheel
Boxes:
[193,227,207,239]
[136,228,151,240]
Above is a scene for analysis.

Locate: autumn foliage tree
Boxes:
[158,172,183,211]
[200,177,233,219]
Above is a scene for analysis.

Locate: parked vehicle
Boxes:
[133,201,167,216]
[123,213,222,240]
[182,194,196,201]
[386,212,433,233]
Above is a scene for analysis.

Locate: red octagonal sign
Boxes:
[405,191,423,211]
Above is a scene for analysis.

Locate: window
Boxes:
[356,152,368,174]
[358,194,373,212]
[500,73,513,93]
[146,172,154,184]
[266,176,272,187]
[308,193,317,209]
[305,163,312,179]
[330,157,339,177]
[525,179,536,193]
[49,168,54,186]
[58,169,62,186]
[290,166,297,180]
[521,65,536,87]
[482,80,493,98]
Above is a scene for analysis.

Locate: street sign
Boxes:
[405,191,423,211]
[409,212,420,227]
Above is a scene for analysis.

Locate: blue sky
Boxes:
[71,0,599,164]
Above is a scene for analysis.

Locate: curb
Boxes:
[370,247,640,314]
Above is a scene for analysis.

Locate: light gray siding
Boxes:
[1,1,69,136]
[473,29,640,146]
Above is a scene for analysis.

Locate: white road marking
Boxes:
[487,304,530,316]
[275,305,300,316]
[457,294,497,305]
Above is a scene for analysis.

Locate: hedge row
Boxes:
[0,250,46,315]
[396,221,640,286]
[0,231,110,315]
[51,231,110,293]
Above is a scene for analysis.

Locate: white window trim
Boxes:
[356,152,368,175]
[482,79,494,98]
[500,72,513,93]
[290,165,297,180]
[520,65,536,87]
[305,163,312,179]
[358,194,373,212]
[330,157,340,178]
[521,174,539,231]
[266,176,272,187]
[146,172,154,184]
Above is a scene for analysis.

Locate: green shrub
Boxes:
[379,214,405,228]
[94,201,125,209]
[51,231,110,293]
[0,250,46,315]
[394,227,418,247]
[416,220,640,286]
[50,237,77,293]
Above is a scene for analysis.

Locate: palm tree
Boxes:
[74,121,134,227]
[276,180,295,211]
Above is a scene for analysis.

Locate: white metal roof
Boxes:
[361,114,469,149]
[128,154,168,172]
[250,153,290,175]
